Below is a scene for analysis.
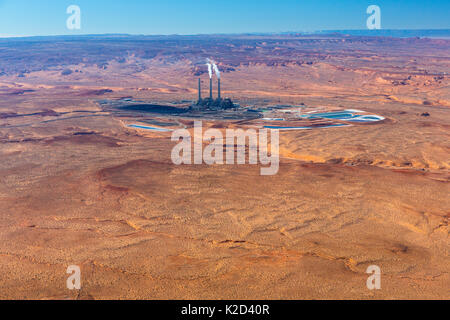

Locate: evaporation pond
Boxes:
[128,124,173,132]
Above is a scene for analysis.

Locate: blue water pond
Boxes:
[128,124,174,132]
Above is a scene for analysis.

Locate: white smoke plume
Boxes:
[206,58,220,79]
[213,63,221,79]
[206,59,212,79]
[206,62,213,79]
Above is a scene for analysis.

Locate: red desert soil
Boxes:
[0,35,448,299]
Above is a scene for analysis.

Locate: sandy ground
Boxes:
[0,35,448,299]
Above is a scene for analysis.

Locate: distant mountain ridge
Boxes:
[307,29,450,38]
[1,29,449,41]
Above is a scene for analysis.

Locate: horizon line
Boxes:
[1,28,450,40]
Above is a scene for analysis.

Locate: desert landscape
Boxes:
[0,33,448,299]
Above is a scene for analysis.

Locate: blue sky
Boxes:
[0,0,449,37]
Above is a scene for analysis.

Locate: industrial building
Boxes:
[193,76,235,110]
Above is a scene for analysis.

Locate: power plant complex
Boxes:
[192,59,236,110]
[194,76,235,110]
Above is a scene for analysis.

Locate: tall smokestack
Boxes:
[209,77,213,100]
[198,78,202,102]
[218,78,221,100]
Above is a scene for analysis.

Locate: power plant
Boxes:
[194,76,235,110]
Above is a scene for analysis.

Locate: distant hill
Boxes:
[307,29,450,38]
